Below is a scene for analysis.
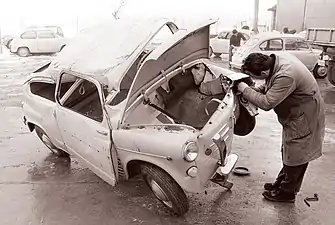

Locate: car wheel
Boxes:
[313,65,328,79]
[17,47,30,57]
[35,126,69,157]
[140,163,189,216]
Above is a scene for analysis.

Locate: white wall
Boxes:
[276,0,306,32]
[276,0,335,32]
[305,0,335,28]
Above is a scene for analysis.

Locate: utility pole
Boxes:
[253,0,259,34]
[302,0,308,31]
[0,27,2,54]
[76,16,79,34]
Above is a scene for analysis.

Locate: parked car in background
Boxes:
[22,18,258,215]
[231,33,327,78]
[10,29,67,57]
[25,26,64,37]
[210,29,252,57]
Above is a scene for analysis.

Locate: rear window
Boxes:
[30,82,56,102]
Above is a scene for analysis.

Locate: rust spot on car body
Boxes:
[163,126,185,132]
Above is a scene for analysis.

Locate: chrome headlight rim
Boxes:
[183,141,199,162]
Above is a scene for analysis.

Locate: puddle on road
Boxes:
[27,154,71,181]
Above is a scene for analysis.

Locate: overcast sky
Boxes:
[1,0,276,37]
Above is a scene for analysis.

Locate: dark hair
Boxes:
[242,53,269,76]
[232,29,238,34]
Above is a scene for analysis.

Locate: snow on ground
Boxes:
[0,49,53,107]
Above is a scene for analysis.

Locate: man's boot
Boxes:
[264,182,280,191]
[262,190,295,203]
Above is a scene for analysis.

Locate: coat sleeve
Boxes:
[242,75,296,111]
[251,84,266,93]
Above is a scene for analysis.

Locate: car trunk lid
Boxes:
[123,19,217,113]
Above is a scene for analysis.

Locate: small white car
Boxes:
[231,33,327,78]
[22,18,258,215]
[210,29,252,57]
[10,29,67,57]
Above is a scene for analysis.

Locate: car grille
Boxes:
[117,158,125,178]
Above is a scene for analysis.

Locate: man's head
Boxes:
[241,53,273,79]
[232,29,238,36]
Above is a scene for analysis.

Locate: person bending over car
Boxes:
[236,52,325,203]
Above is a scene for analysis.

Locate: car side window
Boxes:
[285,39,298,50]
[58,73,104,122]
[296,41,310,50]
[285,39,310,51]
[21,31,37,39]
[218,32,229,39]
[38,31,56,39]
[30,82,56,102]
[259,39,283,51]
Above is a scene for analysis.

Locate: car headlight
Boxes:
[183,141,199,162]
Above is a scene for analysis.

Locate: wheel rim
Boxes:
[146,176,173,208]
[41,133,57,154]
[19,48,28,56]
[317,66,327,77]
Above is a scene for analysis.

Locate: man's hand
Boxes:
[237,82,249,93]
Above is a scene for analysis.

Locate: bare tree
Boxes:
[112,0,125,20]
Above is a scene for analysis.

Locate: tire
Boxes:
[35,126,69,157]
[313,65,328,79]
[140,163,189,216]
[17,47,30,57]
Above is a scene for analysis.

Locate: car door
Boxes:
[37,30,60,53]
[19,31,38,52]
[55,72,117,186]
[284,38,316,70]
[211,31,230,54]
[24,76,64,148]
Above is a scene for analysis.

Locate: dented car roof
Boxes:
[49,18,178,90]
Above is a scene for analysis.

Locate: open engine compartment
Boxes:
[125,63,227,129]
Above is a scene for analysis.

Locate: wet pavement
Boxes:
[0,52,335,225]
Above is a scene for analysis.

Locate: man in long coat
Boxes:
[237,52,325,202]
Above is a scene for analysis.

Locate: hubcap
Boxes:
[19,49,28,56]
[147,177,172,208]
[317,66,327,77]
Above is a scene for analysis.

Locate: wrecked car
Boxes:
[22,18,257,216]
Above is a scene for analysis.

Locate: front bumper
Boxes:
[211,153,238,188]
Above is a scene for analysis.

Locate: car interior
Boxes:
[125,63,227,129]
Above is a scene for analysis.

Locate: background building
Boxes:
[269,0,335,32]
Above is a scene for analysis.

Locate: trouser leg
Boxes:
[228,46,233,66]
[273,166,285,186]
[279,163,309,194]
